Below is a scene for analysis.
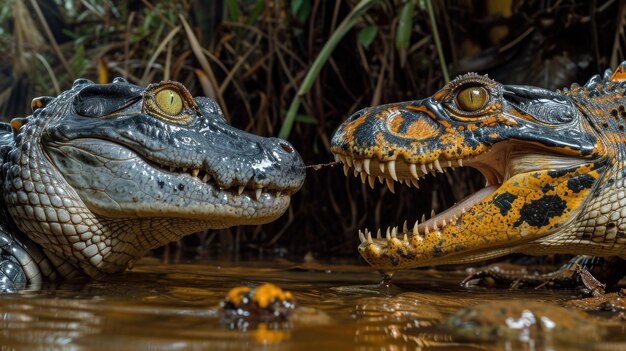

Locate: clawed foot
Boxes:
[461,256,621,294]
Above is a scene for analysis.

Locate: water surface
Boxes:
[0,258,623,350]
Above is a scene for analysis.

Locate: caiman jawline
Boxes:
[153,162,291,200]
[333,144,587,247]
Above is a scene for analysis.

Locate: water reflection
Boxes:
[0,260,622,350]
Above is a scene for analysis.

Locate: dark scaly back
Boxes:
[564,63,626,165]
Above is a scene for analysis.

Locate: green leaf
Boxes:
[294,114,318,124]
[71,44,86,77]
[395,0,415,49]
[294,0,311,22]
[246,0,265,25]
[279,0,382,139]
[226,0,240,21]
[358,25,378,49]
[291,0,304,14]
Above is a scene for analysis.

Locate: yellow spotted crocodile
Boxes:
[331,62,626,280]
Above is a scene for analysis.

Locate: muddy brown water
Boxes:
[0,258,624,350]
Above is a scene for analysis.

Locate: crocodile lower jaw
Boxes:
[332,143,589,264]
[332,149,505,238]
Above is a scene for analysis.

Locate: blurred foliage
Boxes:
[0,0,623,262]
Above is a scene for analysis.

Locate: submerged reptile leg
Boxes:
[462,256,626,290]
[0,224,57,291]
[0,232,26,292]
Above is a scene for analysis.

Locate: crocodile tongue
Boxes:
[418,185,498,233]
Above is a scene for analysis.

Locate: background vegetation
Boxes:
[0,0,623,262]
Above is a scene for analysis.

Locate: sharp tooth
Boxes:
[238,186,245,195]
[276,191,281,197]
[368,176,376,189]
[447,160,452,168]
[421,214,426,222]
[403,234,408,242]
[354,159,362,172]
[409,164,419,179]
[434,159,443,173]
[428,163,434,171]
[410,179,419,188]
[458,159,463,167]
[360,171,367,183]
[353,169,359,177]
[359,230,366,243]
[425,226,429,234]
[182,167,188,172]
[343,165,350,176]
[385,178,395,193]
[339,154,347,163]
[388,160,398,181]
[334,154,340,162]
[403,220,408,234]
[363,159,371,174]
[391,227,397,238]
[378,176,384,184]
[255,188,262,200]
[366,230,373,244]
[346,157,353,167]
[385,227,391,240]
[413,221,419,235]
[379,162,385,174]
[170,166,176,172]
[420,164,428,174]
[191,169,199,177]
[376,228,382,239]
[431,209,436,218]
[202,174,211,182]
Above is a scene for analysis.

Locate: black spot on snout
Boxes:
[157,180,165,189]
[178,183,185,191]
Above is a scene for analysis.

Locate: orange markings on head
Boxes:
[406,104,437,119]
[432,89,448,101]
[387,113,405,132]
[403,118,439,140]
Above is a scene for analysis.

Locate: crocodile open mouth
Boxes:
[332,142,586,247]
[333,152,501,240]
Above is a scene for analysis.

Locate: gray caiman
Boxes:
[0,78,305,291]
[331,63,626,287]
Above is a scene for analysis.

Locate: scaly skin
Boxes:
[331,63,626,275]
[0,78,305,289]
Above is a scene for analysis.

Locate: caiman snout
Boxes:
[256,137,306,192]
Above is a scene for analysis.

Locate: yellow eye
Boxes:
[154,89,183,115]
[456,86,488,111]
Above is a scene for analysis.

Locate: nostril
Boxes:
[279,142,294,153]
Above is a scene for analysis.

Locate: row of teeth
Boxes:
[333,154,465,193]
[357,207,468,244]
[157,164,282,200]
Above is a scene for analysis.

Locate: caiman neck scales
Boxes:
[0,78,305,289]
[331,63,626,274]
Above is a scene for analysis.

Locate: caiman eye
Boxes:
[155,89,183,115]
[456,86,488,111]
[143,81,198,125]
